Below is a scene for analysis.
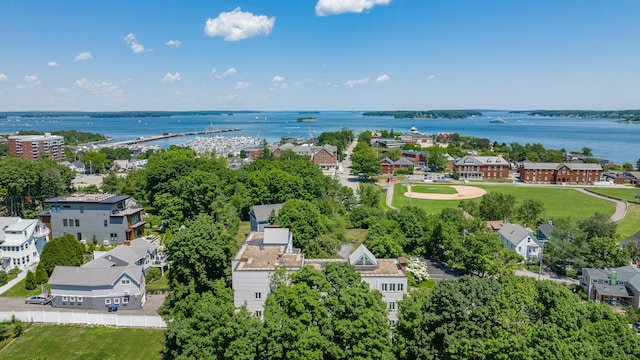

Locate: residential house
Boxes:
[49,265,146,310]
[453,155,509,180]
[232,228,407,321]
[249,203,284,232]
[519,162,602,184]
[0,217,50,272]
[271,144,339,171]
[581,266,640,310]
[486,220,505,232]
[380,157,415,175]
[8,133,65,161]
[498,223,541,261]
[537,221,554,242]
[39,193,145,244]
[603,172,639,185]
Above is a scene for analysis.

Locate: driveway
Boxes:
[0,293,166,316]
[422,258,465,282]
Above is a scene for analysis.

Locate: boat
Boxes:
[297,117,317,123]
[490,117,506,124]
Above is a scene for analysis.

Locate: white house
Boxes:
[231,227,407,321]
[498,223,541,261]
[0,217,50,272]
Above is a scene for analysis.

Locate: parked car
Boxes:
[25,294,51,305]
[633,321,640,330]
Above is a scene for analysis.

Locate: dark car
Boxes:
[25,294,51,305]
[633,321,640,330]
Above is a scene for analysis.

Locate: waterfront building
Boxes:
[0,217,50,272]
[518,162,602,184]
[232,227,407,321]
[8,133,65,161]
[39,193,145,244]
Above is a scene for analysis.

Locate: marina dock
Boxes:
[104,128,241,148]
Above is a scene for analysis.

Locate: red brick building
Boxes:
[453,155,509,180]
[519,162,602,184]
[271,144,338,170]
[9,133,65,161]
[380,157,415,175]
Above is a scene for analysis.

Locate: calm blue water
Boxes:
[1,111,638,165]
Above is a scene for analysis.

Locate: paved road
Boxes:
[336,140,360,194]
[576,188,627,222]
[0,293,166,316]
[515,269,579,286]
[421,258,464,282]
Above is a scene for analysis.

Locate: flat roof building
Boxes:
[9,133,65,161]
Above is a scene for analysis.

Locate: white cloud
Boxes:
[74,52,93,62]
[427,74,435,80]
[162,72,182,83]
[48,61,60,67]
[0,74,9,82]
[24,74,40,83]
[375,74,390,82]
[214,67,237,79]
[234,81,250,90]
[272,75,285,82]
[165,40,181,47]
[316,0,391,16]
[74,78,121,97]
[122,33,150,54]
[344,77,369,87]
[55,87,72,93]
[204,7,275,41]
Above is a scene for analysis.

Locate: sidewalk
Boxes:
[0,268,30,295]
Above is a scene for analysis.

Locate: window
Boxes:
[77,233,82,241]
[80,205,84,213]
[75,219,79,227]
[111,233,118,242]
[123,296,129,304]
[389,283,396,291]
[63,219,68,226]
[255,311,262,318]
[70,296,76,302]
[381,283,388,291]
[62,296,68,301]
[105,298,111,305]
[388,302,396,310]
[114,298,120,304]
[255,292,262,299]
[398,283,404,292]
[77,296,83,303]
[104,220,108,227]
[121,279,131,285]
[68,219,74,227]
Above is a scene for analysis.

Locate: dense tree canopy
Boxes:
[39,234,84,276]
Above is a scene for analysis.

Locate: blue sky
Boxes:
[0,0,639,111]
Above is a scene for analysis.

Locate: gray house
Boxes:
[581,266,640,309]
[40,193,145,245]
[249,203,283,232]
[537,221,554,242]
[498,223,541,262]
[49,265,146,310]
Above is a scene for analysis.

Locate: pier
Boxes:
[103,128,241,148]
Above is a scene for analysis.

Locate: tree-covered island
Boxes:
[512,110,640,123]
[362,110,482,119]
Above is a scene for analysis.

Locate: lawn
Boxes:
[0,278,50,298]
[146,273,169,292]
[587,187,640,202]
[0,324,164,360]
[411,185,458,194]
[392,183,616,221]
[236,221,251,247]
[616,203,640,239]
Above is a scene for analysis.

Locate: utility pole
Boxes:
[538,244,543,281]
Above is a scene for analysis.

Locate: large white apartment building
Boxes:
[231,227,407,321]
[0,217,50,272]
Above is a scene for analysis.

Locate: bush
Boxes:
[0,271,7,287]
[145,268,161,283]
[565,269,578,278]
[25,271,36,290]
[9,268,21,275]
[35,263,48,284]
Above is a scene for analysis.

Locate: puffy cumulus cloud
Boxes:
[270,76,287,90]
[24,74,40,83]
[344,77,369,87]
[272,75,285,82]
[0,74,8,82]
[122,33,150,54]
[234,81,250,90]
[48,61,60,67]
[74,78,122,97]
[74,52,93,62]
[165,40,181,47]
[213,67,237,79]
[162,72,182,83]
[375,74,390,82]
[204,7,275,41]
[427,74,435,80]
[316,0,391,16]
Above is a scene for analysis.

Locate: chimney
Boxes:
[124,240,131,246]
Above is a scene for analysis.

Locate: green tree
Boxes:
[637,158,640,171]
[350,141,380,178]
[582,147,593,156]
[479,192,516,221]
[516,198,545,228]
[25,270,36,290]
[35,262,48,284]
[579,213,616,239]
[80,151,111,173]
[276,199,341,257]
[39,234,84,276]
[165,214,236,302]
[584,236,628,268]
[357,183,381,208]
[622,162,633,171]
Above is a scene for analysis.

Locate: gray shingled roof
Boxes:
[454,155,507,166]
[0,217,21,242]
[49,266,142,287]
[498,223,538,247]
[250,203,284,222]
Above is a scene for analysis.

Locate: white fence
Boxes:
[0,310,166,329]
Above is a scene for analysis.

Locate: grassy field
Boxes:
[411,185,458,194]
[0,324,164,360]
[587,187,640,202]
[616,203,640,239]
[392,183,616,221]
